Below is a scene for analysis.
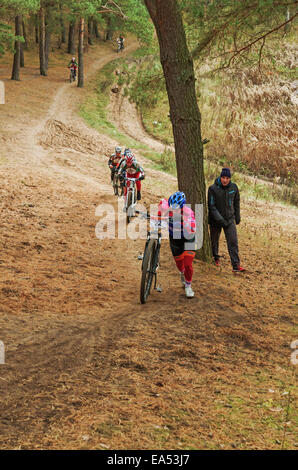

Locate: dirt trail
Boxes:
[0,41,297,450]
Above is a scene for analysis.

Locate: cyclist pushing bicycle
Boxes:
[158,191,196,298]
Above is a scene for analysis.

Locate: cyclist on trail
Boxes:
[116,148,130,171]
[158,191,196,299]
[117,35,124,51]
[118,152,145,201]
[108,146,123,183]
[68,56,79,79]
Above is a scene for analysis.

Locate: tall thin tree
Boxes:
[78,17,85,88]
[39,5,47,76]
[11,16,22,80]
[144,0,212,260]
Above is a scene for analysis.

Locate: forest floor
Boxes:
[0,40,297,450]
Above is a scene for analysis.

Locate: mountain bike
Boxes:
[137,211,166,304]
[124,177,140,224]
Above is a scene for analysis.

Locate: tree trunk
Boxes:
[68,21,76,55]
[144,0,212,261]
[20,19,25,68]
[11,16,22,80]
[94,20,100,39]
[35,14,39,43]
[78,18,84,88]
[45,25,51,72]
[20,43,24,68]
[105,17,113,40]
[39,6,47,76]
[88,18,94,45]
[22,20,28,48]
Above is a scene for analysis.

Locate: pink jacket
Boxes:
[158,199,196,237]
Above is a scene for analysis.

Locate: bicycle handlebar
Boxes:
[135,210,168,222]
[124,176,142,182]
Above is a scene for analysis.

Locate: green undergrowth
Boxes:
[79,53,297,207]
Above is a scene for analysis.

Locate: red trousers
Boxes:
[174,251,195,284]
[123,172,141,196]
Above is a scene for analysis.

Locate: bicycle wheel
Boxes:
[119,182,124,197]
[126,191,133,224]
[113,173,118,196]
[140,239,157,304]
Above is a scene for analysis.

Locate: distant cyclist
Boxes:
[117,35,124,52]
[116,148,130,171]
[108,146,123,183]
[158,191,196,298]
[118,152,145,202]
[68,56,78,80]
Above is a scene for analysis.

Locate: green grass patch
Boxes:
[79,51,297,207]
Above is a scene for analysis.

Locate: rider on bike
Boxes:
[68,56,79,79]
[118,152,145,201]
[117,35,124,51]
[158,191,196,298]
[116,148,130,171]
[108,146,123,183]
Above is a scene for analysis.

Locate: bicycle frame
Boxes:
[124,177,138,217]
[137,211,167,299]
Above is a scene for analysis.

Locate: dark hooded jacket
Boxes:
[208,177,240,227]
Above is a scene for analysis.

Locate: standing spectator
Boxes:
[208,168,245,272]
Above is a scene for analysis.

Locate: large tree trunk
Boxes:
[78,18,84,88]
[45,25,51,72]
[68,21,76,54]
[11,16,22,80]
[39,6,47,76]
[144,0,211,261]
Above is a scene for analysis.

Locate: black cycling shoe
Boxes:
[137,191,141,201]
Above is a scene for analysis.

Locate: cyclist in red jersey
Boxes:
[118,153,145,201]
[108,146,123,183]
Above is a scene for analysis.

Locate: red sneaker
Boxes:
[233,265,246,272]
[214,259,220,267]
